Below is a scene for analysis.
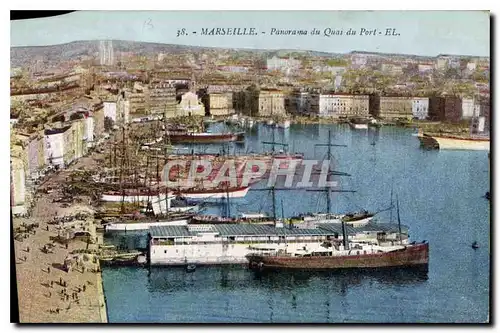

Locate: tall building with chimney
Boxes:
[99,40,114,66]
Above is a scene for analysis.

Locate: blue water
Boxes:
[102,123,490,323]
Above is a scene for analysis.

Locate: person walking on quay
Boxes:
[50,281,53,288]
[46,225,49,231]
[83,284,86,292]
[59,277,62,285]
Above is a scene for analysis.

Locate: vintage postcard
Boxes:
[10,10,490,323]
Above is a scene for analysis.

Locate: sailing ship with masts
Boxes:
[288,130,375,227]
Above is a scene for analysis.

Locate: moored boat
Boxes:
[104,217,190,232]
[168,131,243,144]
[348,118,369,130]
[247,197,429,271]
[417,132,490,151]
[276,120,291,129]
[190,213,272,224]
[179,185,250,200]
[101,185,251,202]
[246,242,429,270]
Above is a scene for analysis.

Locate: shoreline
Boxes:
[95,261,108,323]
[208,114,470,132]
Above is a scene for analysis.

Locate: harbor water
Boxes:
[102,123,490,323]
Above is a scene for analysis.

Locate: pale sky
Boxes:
[10,11,490,56]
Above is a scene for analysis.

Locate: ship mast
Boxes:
[119,126,126,214]
[163,109,170,218]
[225,145,231,218]
[272,186,277,225]
[396,195,402,245]
[281,199,287,248]
[262,140,288,154]
[313,130,350,214]
[310,129,354,250]
[389,183,394,224]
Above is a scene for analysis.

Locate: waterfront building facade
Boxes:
[11,155,26,216]
[44,126,71,168]
[176,92,205,117]
[461,98,479,119]
[26,133,46,180]
[289,91,309,115]
[479,97,490,132]
[84,115,95,148]
[93,105,106,144]
[369,95,413,119]
[427,96,483,123]
[103,101,117,122]
[307,93,368,118]
[411,97,430,120]
[116,92,130,125]
[208,93,234,116]
[70,118,87,160]
[245,88,286,117]
[258,89,286,117]
[147,81,177,117]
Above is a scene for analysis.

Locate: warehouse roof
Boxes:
[149,222,408,238]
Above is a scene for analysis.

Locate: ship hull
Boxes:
[101,193,165,203]
[104,219,188,231]
[247,243,429,270]
[349,123,368,130]
[169,133,239,144]
[418,134,490,151]
[181,186,250,200]
[101,186,250,202]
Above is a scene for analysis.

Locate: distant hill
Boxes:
[10,40,219,67]
[10,39,489,68]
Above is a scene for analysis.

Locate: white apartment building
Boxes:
[266,56,301,72]
[103,101,118,122]
[99,40,114,66]
[411,98,430,120]
[44,126,70,168]
[309,94,369,118]
[461,98,476,119]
